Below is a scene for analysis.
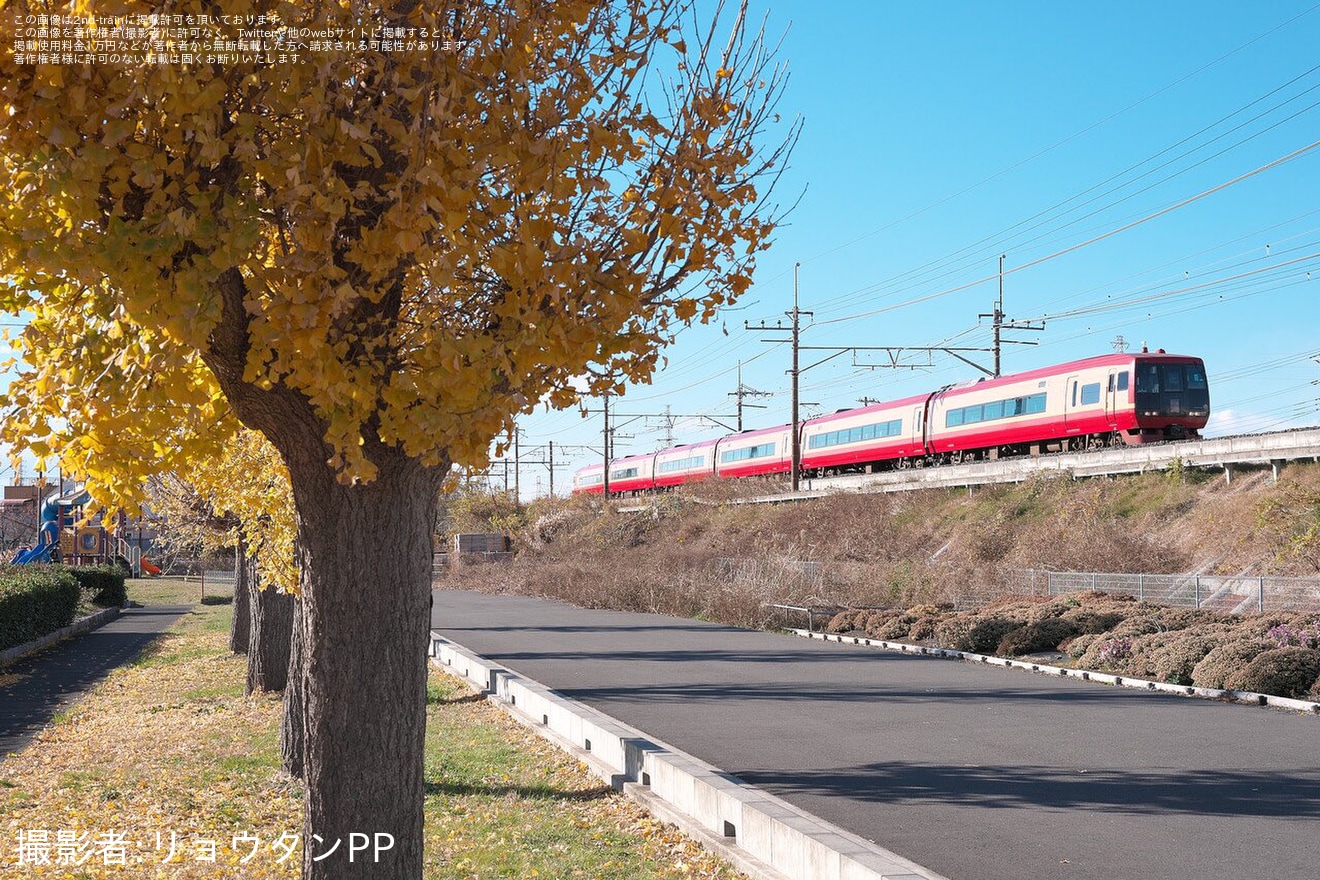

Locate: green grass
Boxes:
[125,575,238,608]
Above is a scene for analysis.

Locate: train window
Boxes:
[1136,365,1159,393]
[1107,374,1114,392]
[1117,371,1129,392]
[946,409,964,427]
[611,466,639,479]
[808,419,901,449]
[964,404,983,424]
[720,442,776,463]
[1026,393,1046,414]
[1071,382,1077,407]
[658,455,705,473]
[982,400,1003,420]
[1186,365,1207,390]
[1163,366,1183,392]
[1080,383,1101,405]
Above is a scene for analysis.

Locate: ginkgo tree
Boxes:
[149,428,299,690]
[0,1,795,876]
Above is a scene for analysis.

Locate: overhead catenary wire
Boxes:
[812,137,1320,328]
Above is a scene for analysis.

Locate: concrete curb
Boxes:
[0,606,123,669]
[790,629,1320,715]
[429,632,947,880]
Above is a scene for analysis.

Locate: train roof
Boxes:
[655,437,720,453]
[804,392,933,427]
[935,350,1203,398]
[720,422,792,441]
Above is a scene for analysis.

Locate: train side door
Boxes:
[1063,375,1080,433]
[1104,370,1118,427]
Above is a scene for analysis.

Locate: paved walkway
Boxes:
[0,606,190,757]
[432,589,1320,880]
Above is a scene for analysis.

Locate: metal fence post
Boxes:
[1259,577,1265,613]
[1138,573,1144,601]
[1194,575,1201,609]
[1091,572,1098,592]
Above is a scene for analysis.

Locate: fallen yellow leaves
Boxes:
[0,616,300,878]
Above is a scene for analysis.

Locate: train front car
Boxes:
[1127,351,1210,443]
[925,349,1209,462]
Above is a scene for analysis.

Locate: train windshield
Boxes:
[1135,361,1209,416]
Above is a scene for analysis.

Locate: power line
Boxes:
[814,137,1320,328]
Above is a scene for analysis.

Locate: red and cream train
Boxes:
[572,349,1210,495]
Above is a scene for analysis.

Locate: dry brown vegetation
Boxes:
[823,592,1320,700]
[437,462,1320,698]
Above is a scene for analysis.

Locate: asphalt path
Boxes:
[0,606,190,757]
[432,589,1320,880]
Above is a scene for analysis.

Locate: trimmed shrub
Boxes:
[1078,636,1136,670]
[1127,627,1232,685]
[1065,632,1102,660]
[64,565,128,607]
[966,616,1022,654]
[998,618,1080,657]
[1061,607,1128,635]
[1225,647,1320,699]
[825,611,859,633]
[877,614,917,640]
[933,616,975,651]
[0,567,81,652]
[1191,639,1275,689]
[907,614,942,641]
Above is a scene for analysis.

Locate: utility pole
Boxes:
[790,264,802,491]
[513,427,520,502]
[727,361,771,431]
[602,389,610,499]
[548,441,554,498]
[745,262,811,491]
[979,254,1044,377]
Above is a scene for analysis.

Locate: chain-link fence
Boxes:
[1003,569,1320,614]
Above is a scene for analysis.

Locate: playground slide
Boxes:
[139,557,161,576]
[9,487,92,565]
[10,541,53,564]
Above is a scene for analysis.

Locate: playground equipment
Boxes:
[7,485,160,575]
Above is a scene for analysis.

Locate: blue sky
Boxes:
[506,0,1320,498]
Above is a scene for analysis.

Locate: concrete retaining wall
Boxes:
[430,633,946,880]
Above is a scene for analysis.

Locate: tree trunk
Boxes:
[229,538,251,654]
[291,455,440,879]
[281,597,305,780]
[248,572,295,694]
